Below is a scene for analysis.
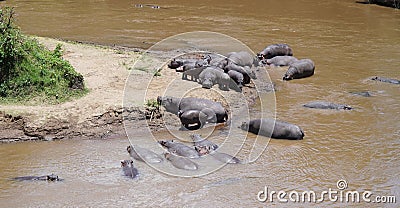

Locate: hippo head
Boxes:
[158,140,174,148]
[240,121,250,131]
[157,96,179,114]
[244,67,257,80]
[342,105,353,110]
[202,79,214,89]
[46,174,59,181]
[283,73,293,81]
[195,146,210,156]
[203,54,212,64]
[121,160,133,167]
[256,53,264,61]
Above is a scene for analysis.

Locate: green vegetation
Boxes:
[0,7,87,104]
[145,99,160,109]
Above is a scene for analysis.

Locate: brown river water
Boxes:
[1,0,399,207]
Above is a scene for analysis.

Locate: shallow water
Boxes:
[1,0,399,207]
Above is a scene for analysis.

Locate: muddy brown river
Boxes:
[1,0,399,207]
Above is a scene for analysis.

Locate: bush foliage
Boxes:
[0,7,86,104]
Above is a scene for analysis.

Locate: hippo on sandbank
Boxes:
[240,118,304,140]
[199,67,230,90]
[121,159,139,178]
[303,101,353,110]
[226,51,260,67]
[127,145,163,163]
[283,59,315,80]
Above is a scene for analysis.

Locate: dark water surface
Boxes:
[0,0,399,207]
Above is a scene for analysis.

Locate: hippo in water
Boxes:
[157,96,228,123]
[303,101,353,110]
[283,59,315,80]
[258,44,293,60]
[121,159,139,178]
[265,56,298,67]
[199,67,230,90]
[371,76,400,85]
[12,174,62,182]
[240,118,304,140]
[195,146,241,164]
[126,145,163,163]
[164,152,198,171]
[158,140,200,158]
[190,134,219,151]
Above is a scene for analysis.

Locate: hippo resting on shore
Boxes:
[12,174,62,181]
[127,145,163,163]
[168,59,184,69]
[195,146,241,164]
[157,96,228,123]
[303,101,352,110]
[226,51,260,67]
[190,134,219,151]
[371,76,400,85]
[258,44,293,60]
[182,66,206,82]
[159,140,200,158]
[283,59,315,80]
[199,67,230,90]
[164,152,198,171]
[178,110,208,130]
[240,118,304,140]
[121,159,139,178]
[225,63,257,85]
[266,56,298,67]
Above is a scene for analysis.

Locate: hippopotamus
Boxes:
[226,51,260,67]
[224,63,257,84]
[158,140,200,158]
[164,152,198,171]
[303,101,353,110]
[371,76,400,84]
[168,59,184,69]
[121,159,139,178]
[182,66,205,82]
[240,118,304,140]
[199,67,230,90]
[283,59,315,80]
[12,174,62,181]
[349,91,372,97]
[178,110,208,130]
[126,145,163,163]
[195,146,241,164]
[181,55,211,72]
[157,96,228,123]
[258,44,293,60]
[266,56,298,67]
[227,70,244,90]
[190,134,218,151]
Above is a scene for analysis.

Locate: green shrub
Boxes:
[0,7,86,104]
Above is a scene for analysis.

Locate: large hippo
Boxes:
[199,67,230,90]
[240,118,304,140]
[258,44,293,60]
[371,76,400,84]
[178,110,208,130]
[283,59,315,80]
[225,63,257,84]
[164,152,198,171]
[126,145,163,163]
[157,96,228,123]
[190,134,219,151]
[303,101,352,110]
[195,146,241,164]
[121,159,139,178]
[158,140,200,158]
[226,51,260,67]
[12,174,62,181]
[266,56,298,67]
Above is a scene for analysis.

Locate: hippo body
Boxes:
[178,110,207,129]
[283,59,315,80]
[159,140,200,158]
[164,153,198,171]
[127,145,163,163]
[258,44,293,60]
[227,70,244,89]
[371,76,400,84]
[199,67,230,90]
[303,101,352,110]
[191,134,218,150]
[266,56,298,67]
[121,160,139,178]
[194,146,240,164]
[240,118,304,140]
[349,91,372,97]
[182,66,205,82]
[12,174,62,181]
[224,63,256,84]
[226,51,260,67]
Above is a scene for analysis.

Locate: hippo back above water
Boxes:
[240,118,304,140]
[159,140,200,158]
[258,44,293,60]
[283,59,315,80]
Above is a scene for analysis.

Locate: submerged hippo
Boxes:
[371,76,400,85]
[164,152,198,171]
[158,140,200,158]
[283,59,315,80]
[12,174,62,182]
[121,159,139,178]
[226,51,260,67]
[195,146,241,164]
[157,96,228,123]
[178,110,208,130]
[199,67,230,90]
[126,145,163,163]
[266,56,298,67]
[190,134,219,151]
[240,118,304,140]
[258,44,293,60]
[349,91,372,97]
[303,101,353,110]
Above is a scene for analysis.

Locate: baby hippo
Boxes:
[190,134,218,151]
[121,159,139,178]
[158,140,200,158]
